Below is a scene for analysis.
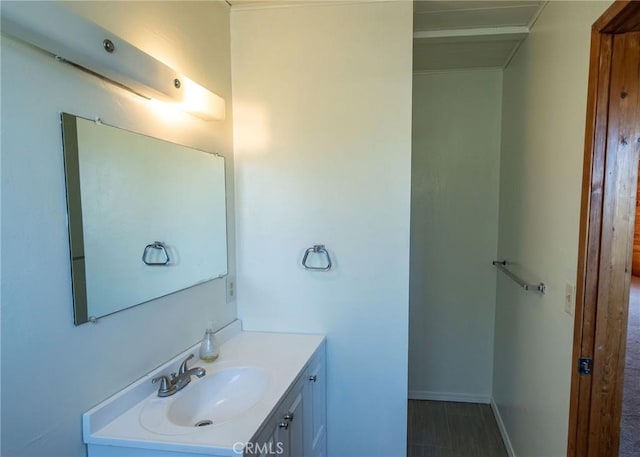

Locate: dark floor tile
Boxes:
[408,400,507,457]
[422,444,454,457]
[408,401,416,443]
[447,413,487,457]
[408,401,451,447]
[408,444,425,457]
[478,404,495,420]
[479,405,508,455]
[448,411,507,457]
[445,401,483,417]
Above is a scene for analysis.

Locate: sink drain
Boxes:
[194,420,213,427]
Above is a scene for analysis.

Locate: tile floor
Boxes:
[407,400,508,457]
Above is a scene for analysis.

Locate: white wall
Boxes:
[0,2,235,455]
[493,2,611,456]
[230,2,413,456]
[409,70,502,402]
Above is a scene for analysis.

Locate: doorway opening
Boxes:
[620,161,640,455]
[568,2,640,456]
[621,274,640,455]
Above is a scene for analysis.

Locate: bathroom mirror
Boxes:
[61,113,228,325]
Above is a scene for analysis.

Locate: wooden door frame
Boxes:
[568,2,640,456]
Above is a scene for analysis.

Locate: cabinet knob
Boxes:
[279,421,289,430]
[309,375,317,382]
[284,413,294,422]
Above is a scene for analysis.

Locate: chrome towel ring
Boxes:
[302,245,332,271]
[142,241,170,266]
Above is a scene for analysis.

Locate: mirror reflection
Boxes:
[61,113,228,325]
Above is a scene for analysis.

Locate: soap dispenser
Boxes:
[199,321,219,362]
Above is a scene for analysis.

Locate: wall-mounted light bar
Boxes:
[1,2,225,121]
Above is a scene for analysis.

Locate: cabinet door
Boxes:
[280,390,304,457]
[249,345,326,457]
[247,418,282,457]
[304,351,326,457]
[258,431,279,457]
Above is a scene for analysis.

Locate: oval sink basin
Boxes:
[168,366,268,426]
[140,366,269,435]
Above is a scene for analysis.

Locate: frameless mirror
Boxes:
[61,113,228,325]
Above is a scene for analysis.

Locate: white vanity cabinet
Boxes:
[248,347,326,457]
[250,390,304,457]
[83,326,325,457]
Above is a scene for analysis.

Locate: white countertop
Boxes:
[83,321,325,456]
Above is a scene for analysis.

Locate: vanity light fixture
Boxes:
[0,2,225,121]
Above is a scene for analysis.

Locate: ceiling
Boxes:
[413,1,546,71]
[227,0,546,71]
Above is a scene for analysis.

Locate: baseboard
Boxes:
[490,397,516,457]
[408,390,490,404]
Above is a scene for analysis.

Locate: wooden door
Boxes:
[568,2,640,456]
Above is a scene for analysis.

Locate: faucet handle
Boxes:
[179,353,195,375]
[152,375,176,397]
[152,375,170,388]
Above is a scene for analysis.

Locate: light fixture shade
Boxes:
[1,2,225,121]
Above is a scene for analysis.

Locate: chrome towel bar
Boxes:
[492,260,546,294]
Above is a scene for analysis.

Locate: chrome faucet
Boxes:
[152,354,206,397]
